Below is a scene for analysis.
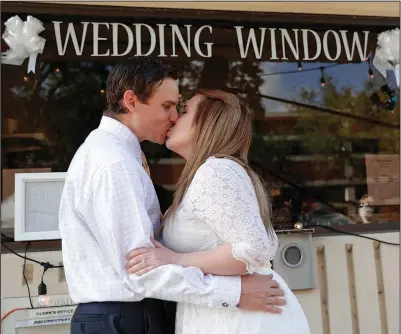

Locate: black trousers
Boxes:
[70,299,176,334]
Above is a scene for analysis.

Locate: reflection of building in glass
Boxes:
[258,113,400,226]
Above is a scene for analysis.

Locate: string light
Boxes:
[320,67,326,87]
[38,281,48,307]
[55,68,60,73]
[38,294,50,307]
[23,76,28,82]
[366,57,375,79]
[1,239,64,310]
[260,56,375,78]
[294,222,303,230]
[260,63,340,77]
[100,81,106,95]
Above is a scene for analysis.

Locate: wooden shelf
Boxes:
[3,146,43,153]
[2,133,46,140]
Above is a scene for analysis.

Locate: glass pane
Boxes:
[25,181,64,232]
[1,10,399,231]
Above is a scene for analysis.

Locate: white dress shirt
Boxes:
[59,116,241,309]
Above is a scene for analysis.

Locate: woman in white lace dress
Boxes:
[127,90,310,334]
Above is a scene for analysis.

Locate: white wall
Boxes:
[296,232,399,334]
[1,231,399,334]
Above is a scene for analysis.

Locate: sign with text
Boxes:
[51,21,371,62]
[365,154,400,206]
[14,306,76,328]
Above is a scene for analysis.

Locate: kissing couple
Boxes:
[59,56,310,334]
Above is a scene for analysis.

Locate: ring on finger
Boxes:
[142,259,147,267]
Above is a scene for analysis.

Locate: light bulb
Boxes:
[38,294,50,307]
[294,222,303,230]
[320,67,326,87]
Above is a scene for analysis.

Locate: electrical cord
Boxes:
[2,241,42,266]
[1,308,25,322]
[308,224,400,246]
[1,233,14,242]
[227,88,400,130]
[23,242,33,309]
[1,237,63,268]
[249,159,400,246]
[2,237,64,310]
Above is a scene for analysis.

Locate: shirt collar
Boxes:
[98,116,142,163]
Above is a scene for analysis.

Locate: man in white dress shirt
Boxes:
[59,56,285,334]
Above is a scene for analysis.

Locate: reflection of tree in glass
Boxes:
[289,76,399,179]
[7,61,110,171]
[227,60,265,118]
[41,62,109,171]
[194,57,287,184]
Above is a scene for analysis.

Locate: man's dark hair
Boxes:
[104,56,175,115]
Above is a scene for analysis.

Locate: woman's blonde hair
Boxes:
[164,89,274,235]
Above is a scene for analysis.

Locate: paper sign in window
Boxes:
[365,154,400,205]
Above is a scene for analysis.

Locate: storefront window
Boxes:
[1,4,399,234]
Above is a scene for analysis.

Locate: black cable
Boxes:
[1,233,14,241]
[1,241,64,268]
[308,224,400,246]
[250,159,338,212]
[251,159,400,246]
[255,91,400,129]
[228,88,400,130]
[41,268,47,283]
[260,63,341,77]
[23,242,34,309]
[2,241,43,265]
[2,239,64,310]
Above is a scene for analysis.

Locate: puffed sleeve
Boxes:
[187,158,278,273]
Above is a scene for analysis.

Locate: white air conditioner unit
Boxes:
[14,173,66,241]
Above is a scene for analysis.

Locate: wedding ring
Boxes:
[142,259,146,267]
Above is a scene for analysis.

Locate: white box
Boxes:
[14,173,66,241]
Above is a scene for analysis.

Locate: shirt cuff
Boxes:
[208,275,241,310]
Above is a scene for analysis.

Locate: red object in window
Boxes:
[1,308,25,321]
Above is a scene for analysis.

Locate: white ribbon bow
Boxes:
[372,28,400,87]
[1,15,46,74]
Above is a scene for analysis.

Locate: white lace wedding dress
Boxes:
[163,157,310,334]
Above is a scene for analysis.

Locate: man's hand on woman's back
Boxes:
[239,274,286,314]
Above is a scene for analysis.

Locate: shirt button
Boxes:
[222,302,229,307]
